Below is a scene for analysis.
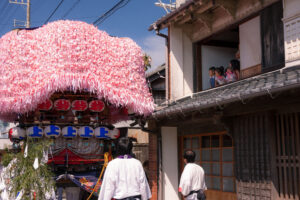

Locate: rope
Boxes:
[86,152,109,200]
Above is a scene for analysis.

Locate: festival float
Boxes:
[0,20,154,200]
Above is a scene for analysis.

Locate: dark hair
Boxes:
[215,67,224,76]
[219,66,225,75]
[116,137,133,156]
[230,59,240,71]
[183,150,196,163]
[143,160,149,168]
[209,66,215,71]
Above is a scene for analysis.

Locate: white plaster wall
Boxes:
[161,127,179,200]
[201,46,236,90]
[283,0,300,19]
[170,26,184,100]
[169,25,193,100]
[239,16,262,70]
[183,33,194,96]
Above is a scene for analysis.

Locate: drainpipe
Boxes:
[153,24,170,101]
[152,25,168,200]
[153,23,168,40]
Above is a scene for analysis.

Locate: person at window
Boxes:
[179,150,207,200]
[208,66,216,88]
[225,66,237,83]
[98,137,151,200]
[215,67,226,86]
[229,59,240,81]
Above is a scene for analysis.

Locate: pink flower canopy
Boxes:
[0,20,154,120]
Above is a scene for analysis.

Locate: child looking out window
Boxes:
[215,67,226,86]
[209,66,215,88]
[225,66,237,83]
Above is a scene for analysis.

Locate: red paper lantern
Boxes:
[89,100,105,112]
[72,100,88,111]
[54,99,71,111]
[37,99,53,111]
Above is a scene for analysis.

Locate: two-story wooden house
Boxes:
[148,0,300,199]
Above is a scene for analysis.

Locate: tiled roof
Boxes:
[152,65,300,119]
[146,64,166,78]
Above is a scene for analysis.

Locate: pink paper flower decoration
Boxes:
[0,20,154,120]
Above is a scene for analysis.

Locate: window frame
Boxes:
[180,131,236,193]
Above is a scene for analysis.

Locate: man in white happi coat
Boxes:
[179,150,207,200]
[98,137,151,200]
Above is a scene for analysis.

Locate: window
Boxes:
[181,132,235,192]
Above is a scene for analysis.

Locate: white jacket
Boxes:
[98,157,151,200]
[179,163,207,200]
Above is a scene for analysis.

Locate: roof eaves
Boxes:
[148,0,199,31]
[152,65,300,120]
[146,64,166,78]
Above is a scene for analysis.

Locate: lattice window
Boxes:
[275,113,300,199]
[284,16,300,62]
[181,132,235,193]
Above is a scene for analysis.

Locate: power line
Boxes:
[62,0,80,19]
[44,0,65,24]
[93,0,130,26]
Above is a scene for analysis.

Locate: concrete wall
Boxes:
[201,45,236,90]
[169,25,193,100]
[239,16,262,70]
[161,127,179,200]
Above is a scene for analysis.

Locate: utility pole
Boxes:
[9,0,30,28]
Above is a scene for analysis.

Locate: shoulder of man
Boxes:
[131,158,144,167]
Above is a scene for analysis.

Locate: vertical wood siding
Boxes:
[233,114,272,199]
[275,113,300,200]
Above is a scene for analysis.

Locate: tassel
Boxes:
[41,150,48,164]
[33,157,39,170]
[24,144,28,158]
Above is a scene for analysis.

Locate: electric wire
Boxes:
[44,0,65,24]
[93,0,129,26]
[61,0,80,19]
[93,0,130,26]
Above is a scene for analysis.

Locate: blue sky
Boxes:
[0,0,169,68]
